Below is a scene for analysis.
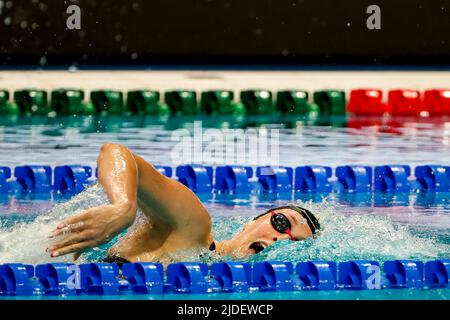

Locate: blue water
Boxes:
[0,115,449,299]
[0,115,449,168]
[1,288,448,300]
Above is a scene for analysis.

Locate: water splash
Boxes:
[212,200,450,263]
[0,187,448,265]
[0,184,110,264]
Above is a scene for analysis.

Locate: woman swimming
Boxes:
[47,143,320,263]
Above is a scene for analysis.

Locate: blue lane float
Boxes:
[425,260,450,288]
[0,166,11,192]
[13,165,53,193]
[415,165,450,192]
[210,262,252,293]
[122,262,164,294]
[252,261,294,292]
[335,165,372,193]
[256,166,293,193]
[166,262,210,294]
[1,163,450,195]
[35,263,78,295]
[215,165,253,194]
[295,165,332,193]
[338,260,381,290]
[296,260,337,290]
[79,263,120,295]
[54,165,93,194]
[383,260,424,289]
[0,263,37,296]
[176,165,213,193]
[374,165,411,193]
[0,259,448,296]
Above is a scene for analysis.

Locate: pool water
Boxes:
[0,115,449,299]
[2,288,448,300]
[0,115,449,168]
[0,187,449,300]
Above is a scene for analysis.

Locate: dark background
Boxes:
[0,0,449,68]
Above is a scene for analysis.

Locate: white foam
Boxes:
[223,200,450,262]
[0,189,448,265]
[0,184,110,264]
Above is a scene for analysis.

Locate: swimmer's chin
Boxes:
[215,240,268,258]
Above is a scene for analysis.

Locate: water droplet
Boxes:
[39,3,47,11]
[39,56,47,66]
[68,65,78,73]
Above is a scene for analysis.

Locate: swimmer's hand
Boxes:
[47,203,135,260]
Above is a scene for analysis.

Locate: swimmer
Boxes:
[47,143,320,263]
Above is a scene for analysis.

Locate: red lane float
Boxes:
[347,89,388,115]
[388,89,423,116]
[423,89,450,115]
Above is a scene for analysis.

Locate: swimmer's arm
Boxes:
[49,143,139,259]
[96,143,138,218]
[132,153,212,246]
[49,143,211,259]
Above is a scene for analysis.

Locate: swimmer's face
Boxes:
[219,208,314,258]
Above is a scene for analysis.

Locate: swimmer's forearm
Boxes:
[49,143,140,259]
[97,143,138,219]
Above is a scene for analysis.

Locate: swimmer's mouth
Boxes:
[249,241,268,254]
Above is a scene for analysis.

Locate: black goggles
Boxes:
[270,211,295,240]
[254,205,320,236]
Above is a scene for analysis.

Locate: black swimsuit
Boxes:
[102,242,216,266]
[102,255,131,266]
